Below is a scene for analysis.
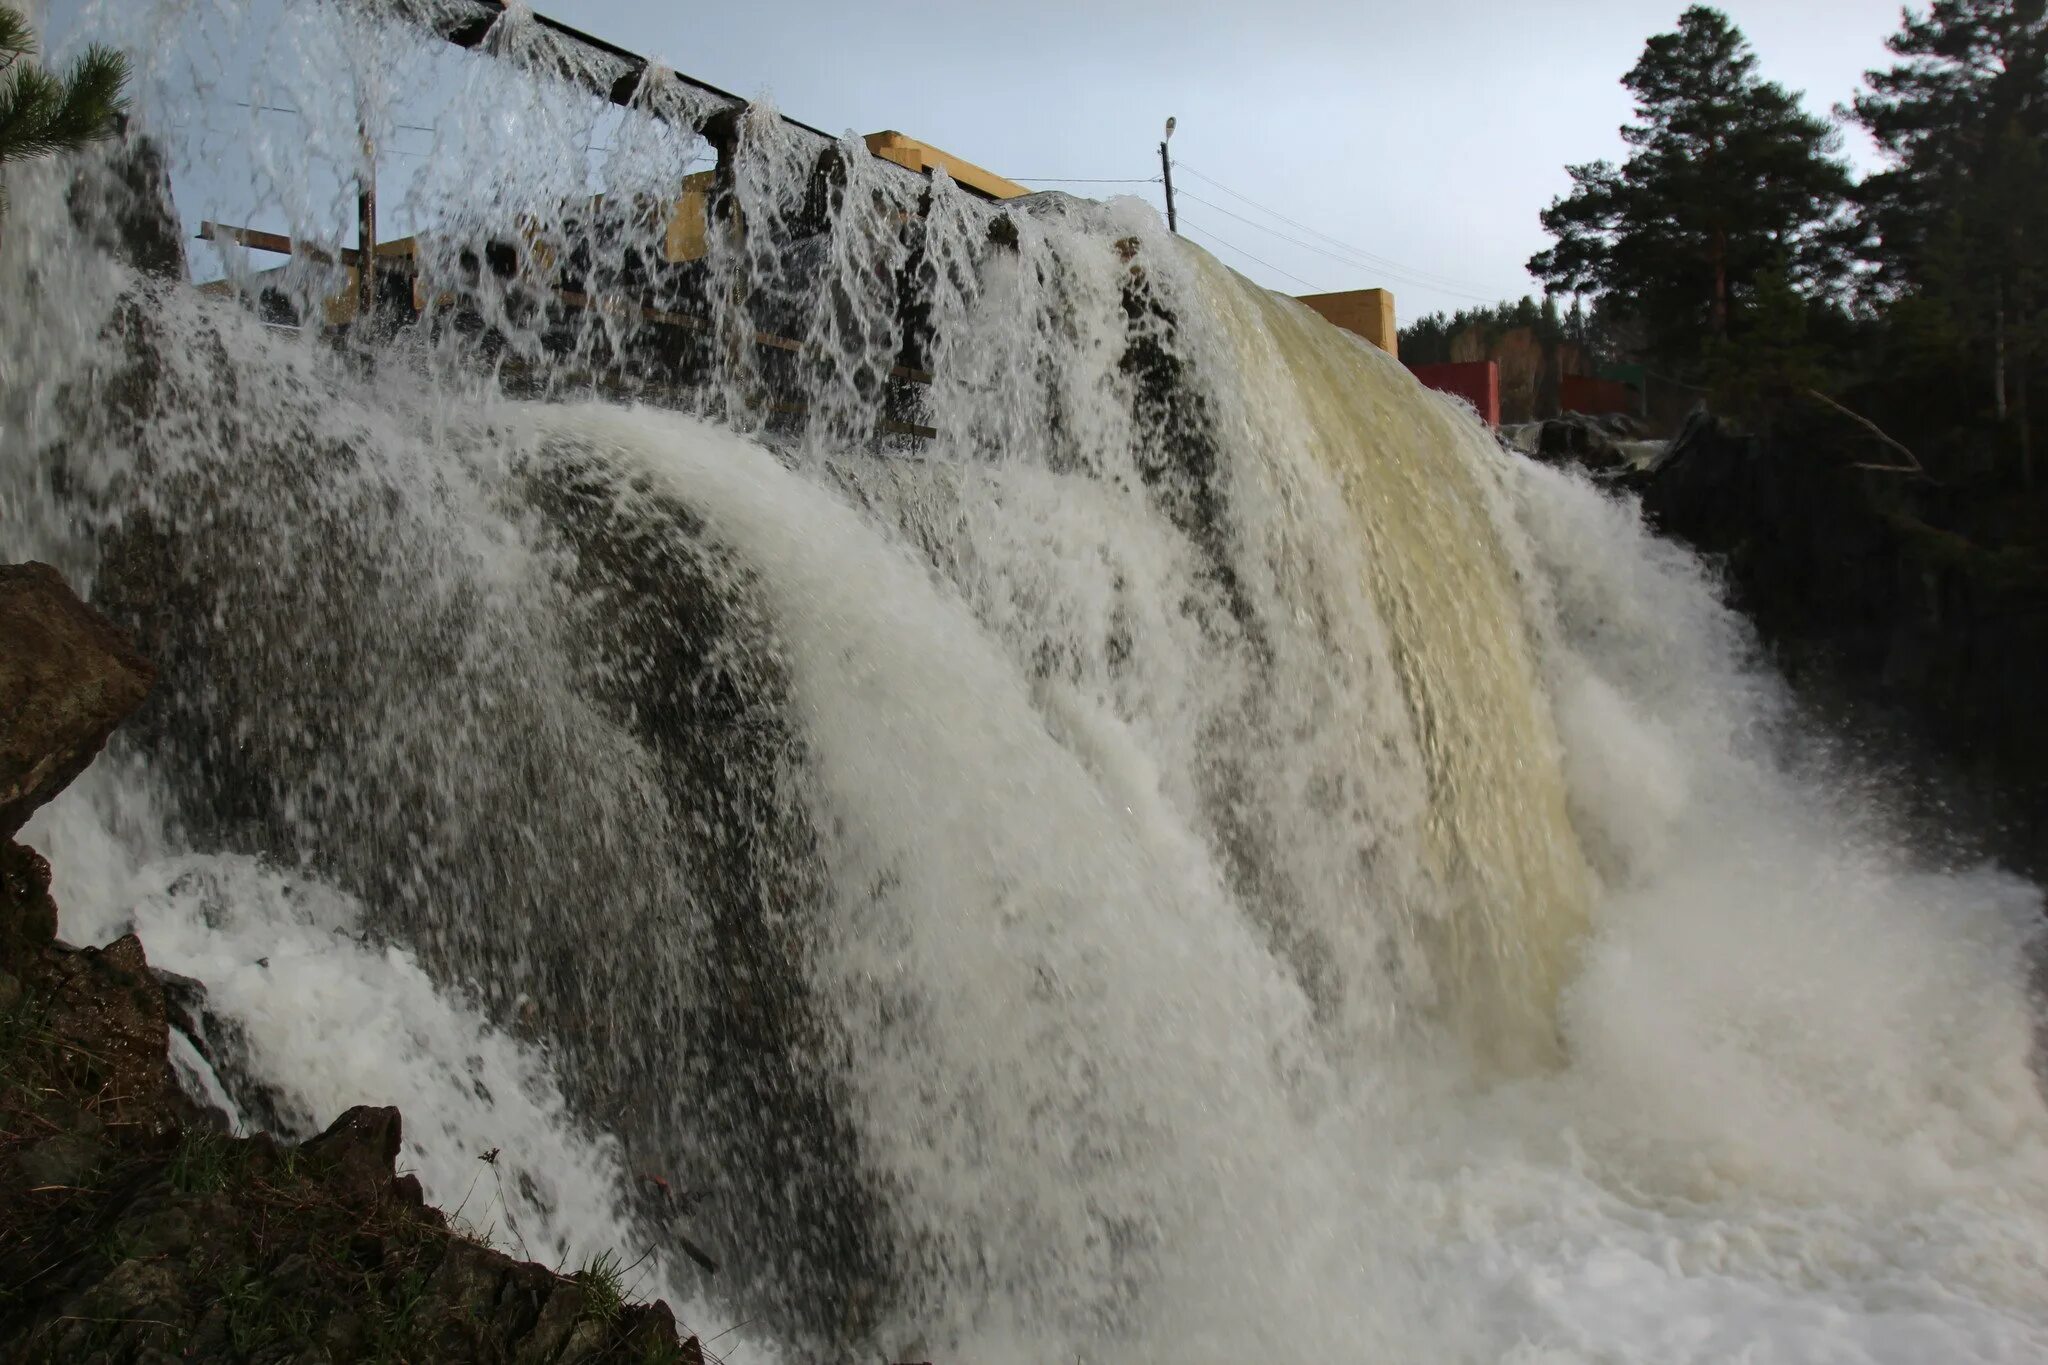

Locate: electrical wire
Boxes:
[1171,187,1507,304]
[1173,159,1520,300]
[233,102,439,136]
[1175,157,1498,289]
[1176,216,1322,291]
[215,112,1506,305]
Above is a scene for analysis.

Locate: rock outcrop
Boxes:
[0,562,705,1363]
[0,562,155,841]
[1529,412,1633,474]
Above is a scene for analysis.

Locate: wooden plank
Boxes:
[200,222,419,264]
[662,171,717,263]
[863,131,1029,201]
[199,221,348,266]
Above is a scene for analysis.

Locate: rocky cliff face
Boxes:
[0,563,705,1364]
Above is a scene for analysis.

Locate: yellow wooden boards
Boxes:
[1294,289,1398,358]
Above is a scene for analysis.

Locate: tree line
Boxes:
[1413,2,2048,486]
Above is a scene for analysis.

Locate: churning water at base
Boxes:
[7,0,2048,1356]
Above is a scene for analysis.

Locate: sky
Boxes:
[544,0,1918,321]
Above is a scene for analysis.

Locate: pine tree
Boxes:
[0,5,128,204]
[1528,6,1855,373]
[1852,0,2048,481]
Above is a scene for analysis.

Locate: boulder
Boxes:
[300,1105,408,1205]
[1532,412,1628,474]
[1593,410,1650,440]
[38,931,181,1127]
[0,562,155,840]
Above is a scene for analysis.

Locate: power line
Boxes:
[1171,187,1507,304]
[1173,159,1520,300]
[232,102,439,136]
[1010,176,1163,185]
[1177,216,1322,291]
[1172,187,1378,271]
[1176,158,1499,291]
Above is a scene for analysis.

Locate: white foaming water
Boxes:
[5,0,2047,1357]
[23,764,714,1331]
[517,405,2048,1362]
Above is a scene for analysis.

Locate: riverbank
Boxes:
[1636,400,2048,875]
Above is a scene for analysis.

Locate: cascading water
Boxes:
[6,0,2048,1358]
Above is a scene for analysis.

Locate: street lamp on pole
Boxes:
[1160,116,1177,234]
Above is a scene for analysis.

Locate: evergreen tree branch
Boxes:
[0,8,31,70]
[0,42,128,166]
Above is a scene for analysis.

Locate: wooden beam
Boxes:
[199,221,420,264]
[863,132,1029,201]
[199,221,350,266]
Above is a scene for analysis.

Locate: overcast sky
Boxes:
[546,0,1915,320]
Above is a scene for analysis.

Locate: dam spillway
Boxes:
[5,1,2048,1359]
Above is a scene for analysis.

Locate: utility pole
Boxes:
[356,92,377,319]
[1160,116,1177,234]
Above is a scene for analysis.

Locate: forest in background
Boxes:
[1402,1,2048,497]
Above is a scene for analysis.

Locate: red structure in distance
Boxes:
[1406,361,1500,427]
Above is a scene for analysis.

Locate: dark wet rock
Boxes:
[69,302,821,1336]
[1531,412,1628,474]
[1593,410,1650,439]
[15,1130,104,1188]
[67,130,187,282]
[0,841,58,962]
[155,963,301,1137]
[44,933,180,1127]
[0,562,155,840]
[526,455,878,1339]
[300,1104,406,1202]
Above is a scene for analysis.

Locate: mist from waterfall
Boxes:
[6,1,2048,1358]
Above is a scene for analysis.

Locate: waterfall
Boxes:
[5,0,2048,1358]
